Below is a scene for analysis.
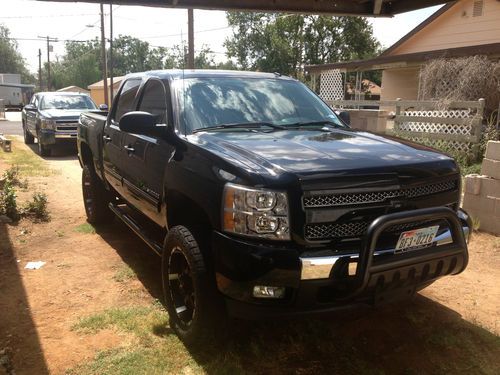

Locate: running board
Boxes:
[109,203,163,256]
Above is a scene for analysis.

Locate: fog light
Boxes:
[253,285,286,299]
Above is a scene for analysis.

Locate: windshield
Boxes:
[40,95,97,110]
[175,77,345,134]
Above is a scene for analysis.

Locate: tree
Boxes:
[225,13,380,79]
[0,25,34,83]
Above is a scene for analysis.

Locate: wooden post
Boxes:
[187,9,195,69]
[38,49,42,91]
[394,98,402,131]
[109,3,114,104]
[100,3,109,107]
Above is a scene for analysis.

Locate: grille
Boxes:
[303,180,458,208]
[305,220,433,241]
[56,126,77,131]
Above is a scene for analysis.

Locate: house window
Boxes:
[472,0,483,17]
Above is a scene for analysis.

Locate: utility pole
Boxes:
[100,3,109,107]
[38,35,58,91]
[109,3,114,104]
[187,9,194,69]
[38,49,42,91]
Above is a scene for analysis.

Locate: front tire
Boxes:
[82,164,114,225]
[23,122,34,144]
[36,131,51,156]
[162,226,225,345]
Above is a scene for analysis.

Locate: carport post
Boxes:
[187,8,194,69]
[100,3,109,106]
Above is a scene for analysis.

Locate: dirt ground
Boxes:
[0,139,499,375]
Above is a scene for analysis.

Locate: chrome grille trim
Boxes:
[305,220,434,241]
[303,179,458,208]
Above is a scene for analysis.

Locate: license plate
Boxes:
[395,225,439,253]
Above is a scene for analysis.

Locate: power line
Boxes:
[0,13,98,19]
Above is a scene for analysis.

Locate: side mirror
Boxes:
[99,104,108,111]
[24,104,36,112]
[337,110,350,125]
[119,111,184,152]
[119,111,158,136]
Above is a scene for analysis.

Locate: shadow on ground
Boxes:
[95,220,500,374]
[26,141,78,161]
[0,223,49,375]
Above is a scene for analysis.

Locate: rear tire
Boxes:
[23,122,34,144]
[82,164,114,225]
[162,226,226,345]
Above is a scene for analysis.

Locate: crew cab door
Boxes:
[102,78,141,198]
[120,78,173,226]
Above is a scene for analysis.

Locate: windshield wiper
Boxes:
[285,120,345,129]
[192,122,287,133]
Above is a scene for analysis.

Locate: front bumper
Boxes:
[213,207,471,319]
[39,129,77,145]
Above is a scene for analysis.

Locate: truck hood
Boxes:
[188,128,458,180]
[39,109,93,120]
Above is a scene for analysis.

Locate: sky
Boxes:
[0,0,443,74]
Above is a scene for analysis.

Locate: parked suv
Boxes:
[22,92,103,156]
[78,70,471,343]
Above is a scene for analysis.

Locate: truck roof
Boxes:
[124,69,297,81]
[35,91,91,96]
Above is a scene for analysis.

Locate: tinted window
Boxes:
[175,78,344,133]
[40,95,96,110]
[114,79,141,121]
[137,80,167,124]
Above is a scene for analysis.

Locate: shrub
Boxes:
[23,192,50,221]
[0,182,19,220]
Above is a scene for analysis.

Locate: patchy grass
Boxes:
[75,223,96,234]
[68,299,500,375]
[72,306,167,338]
[113,265,136,283]
[0,138,52,176]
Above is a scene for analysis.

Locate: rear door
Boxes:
[102,78,141,198]
[120,78,173,226]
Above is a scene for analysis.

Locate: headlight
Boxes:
[40,119,56,130]
[223,183,290,240]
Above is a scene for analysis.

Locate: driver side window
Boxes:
[137,79,168,124]
[113,79,141,122]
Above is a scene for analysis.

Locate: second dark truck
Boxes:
[78,70,471,343]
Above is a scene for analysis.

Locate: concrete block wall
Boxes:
[462,141,500,235]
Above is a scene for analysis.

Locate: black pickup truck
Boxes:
[78,70,471,343]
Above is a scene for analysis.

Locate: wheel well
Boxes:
[80,142,94,169]
[166,191,212,234]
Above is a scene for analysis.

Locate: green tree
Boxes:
[225,13,380,79]
[0,25,34,83]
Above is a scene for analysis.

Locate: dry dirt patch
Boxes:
[0,138,499,375]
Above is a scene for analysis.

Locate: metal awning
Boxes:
[39,0,453,16]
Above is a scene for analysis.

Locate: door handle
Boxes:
[124,145,135,153]
[103,135,112,143]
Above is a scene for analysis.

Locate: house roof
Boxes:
[305,42,500,72]
[38,0,453,16]
[88,76,125,90]
[380,2,455,56]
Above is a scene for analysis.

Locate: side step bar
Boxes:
[109,203,163,256]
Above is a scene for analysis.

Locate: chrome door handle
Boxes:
[124,145,135,153]
[103,135,112,143]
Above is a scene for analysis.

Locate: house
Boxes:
[306,0,500,102]
[57,85,90,95]
[87,76,125,106]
